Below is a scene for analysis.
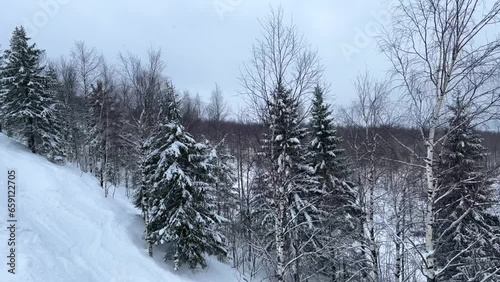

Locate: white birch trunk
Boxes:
[363,186,379,282]
[139,111,153,257]
[141,184,153,257]
[424,51,446,280]
[395,182,406,282]
[363,147,379,282]
[424,133,436,282]
[275,185,285,282]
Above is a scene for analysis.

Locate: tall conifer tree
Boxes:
[1,26,65,161]
[306,85,361,280]
[146,98,226,270]
[435,98,500,281]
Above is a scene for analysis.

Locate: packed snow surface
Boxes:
[0,134,243,282]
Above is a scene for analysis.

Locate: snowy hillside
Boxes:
[0,134,243,282]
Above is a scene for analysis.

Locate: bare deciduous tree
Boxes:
[207,83,230,142]
[118,47,165,120]
[380,1,500,280]
[239,7,326,281]
[207,83,229,123]
[179,91,204,134]
[71,41,101,97]
[118,47,167,258]
[341,72,393,282]
[239,6,324,121]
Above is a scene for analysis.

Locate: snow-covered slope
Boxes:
[0,134,243,282]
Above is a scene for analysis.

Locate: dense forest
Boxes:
[1,1,500,282]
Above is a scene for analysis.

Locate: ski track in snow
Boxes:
[0,134,243,282]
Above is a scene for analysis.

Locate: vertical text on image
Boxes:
[7,170,17,275]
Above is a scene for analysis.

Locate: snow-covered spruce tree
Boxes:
[306,85,361,280]
[146,103,226,270]
[138,121,162,257]
[261,82,320,282]
[0,26,66,161]
[382,2,500,280]
[435,98,500,281]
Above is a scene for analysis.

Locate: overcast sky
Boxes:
[1,0,390,112]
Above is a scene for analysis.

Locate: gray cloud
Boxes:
[0,0,390,111]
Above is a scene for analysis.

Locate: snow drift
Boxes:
[0,134,243,282]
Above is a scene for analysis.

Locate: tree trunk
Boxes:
[363,147,379,282]
[141,171,153,257]
[424,138,436,282]
[291,227,300,282]
[143,197,152,257]
[276,190,286,282]
[125,169,129,197]
[28,117,36,153]
[424,82,444,281]
[395,219,402,282]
